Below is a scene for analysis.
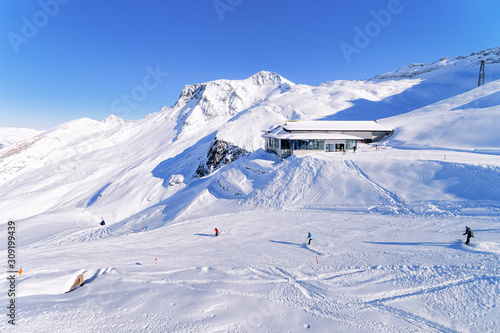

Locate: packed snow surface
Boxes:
[1,48,500,332]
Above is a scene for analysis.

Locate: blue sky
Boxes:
[1,0,499,129]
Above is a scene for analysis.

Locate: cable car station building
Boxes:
[263,120,394,160]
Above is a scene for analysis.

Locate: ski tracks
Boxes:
[365,276,479,333]
[28,227,113,248]
[305,160,346,207]
[344,160,401,207]
[92,264,497,332]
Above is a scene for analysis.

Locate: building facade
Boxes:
[263,120,394,160]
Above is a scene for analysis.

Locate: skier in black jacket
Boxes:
[463,226,474,245]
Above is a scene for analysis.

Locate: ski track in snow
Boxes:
[344,160,401,207]
[305,159,346,208]
[60,261,497,332]
[2,52,500,331]
[14,223,498,333]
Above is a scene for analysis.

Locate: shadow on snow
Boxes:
[364,241,496,255]
[269,240,322,255]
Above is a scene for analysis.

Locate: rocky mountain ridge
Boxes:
[173,71,293,133]
[373,46,500,80]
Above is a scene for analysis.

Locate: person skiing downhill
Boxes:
[307,232,313,245]
[463,226,474,245]
[215,228,219,237]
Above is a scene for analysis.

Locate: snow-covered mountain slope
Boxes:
[0,72,419,224]
[2,48,500,226]
[380,78,500,151]
[373,47,500,80]
[330,47,500,122]
[215,78,421,151]
[174,71,293,129]
[2,47,500,332]
[212,48,500,153]
[0,127,42,152]
[5,210,500,332]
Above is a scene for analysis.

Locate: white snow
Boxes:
[0,128,42,154]
[1,47,500,332]
[281,120,393,132]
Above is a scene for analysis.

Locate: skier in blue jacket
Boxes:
[307,232,313,245]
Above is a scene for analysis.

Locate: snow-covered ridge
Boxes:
[173,71,293,132]
[0,127,43,152]
[175,71,292,106]
[174,71,292,110]
[373,46,500,80]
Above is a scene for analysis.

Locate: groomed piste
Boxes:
[1,47,500,332]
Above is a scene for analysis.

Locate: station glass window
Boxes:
[281,139,291,149]
[294,140,324,150]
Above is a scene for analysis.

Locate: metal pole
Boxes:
[478,60,486,87]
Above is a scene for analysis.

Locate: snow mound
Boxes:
[18,269,89,297]
[246,155,399,211]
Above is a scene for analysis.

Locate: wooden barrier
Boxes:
[66,270,87,293]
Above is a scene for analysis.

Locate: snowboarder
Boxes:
[463,226,474,245]
[307,232,313,245]
[100,219,105,226]
[375,145,380,151]
[215,228,219,237]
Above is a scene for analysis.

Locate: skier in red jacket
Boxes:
[215,228,219,237]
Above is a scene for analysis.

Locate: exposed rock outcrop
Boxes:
[195,138,249,178]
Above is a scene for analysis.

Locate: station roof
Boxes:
[262,127,363,140]
[280,120,394,132]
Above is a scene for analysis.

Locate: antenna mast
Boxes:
[478,60,486,87]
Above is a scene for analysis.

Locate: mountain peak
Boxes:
[174,71,294,110]
[171,71,295,133]
[102,114,125,124]
[248,71,293,86]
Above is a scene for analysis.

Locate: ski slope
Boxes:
[3,210,500,332]
[1,47,500,332]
